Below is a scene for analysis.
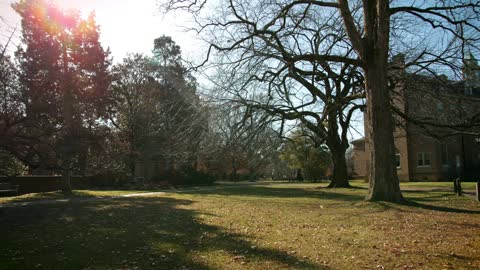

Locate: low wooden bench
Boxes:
[0,182,19,196]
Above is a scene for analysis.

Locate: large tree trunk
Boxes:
[230,154,238,182]
[78,150,87,176]
[129,158,135,179]
[325,112,350,188]
[61,45,73,194]
[362,0,404,202]
[62,166,72,193]
[364,64,403,202]
[328,146,350,188]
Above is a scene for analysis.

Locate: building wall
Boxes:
[353,55,480,181]
[351,140,367,178]
[394,134,410,181]
[407,133,440,181]
[354,131,480,182]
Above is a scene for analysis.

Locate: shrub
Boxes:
[174,169,216,186]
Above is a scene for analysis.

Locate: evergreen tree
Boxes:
[13,0,111,191]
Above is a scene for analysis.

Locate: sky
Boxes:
[0,0,199,62]
[0,0,366,140]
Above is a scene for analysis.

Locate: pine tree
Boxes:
[14,0,111,191]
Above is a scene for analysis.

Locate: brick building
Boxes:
[352,54,480,181]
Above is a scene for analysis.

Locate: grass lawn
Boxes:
[399,181,477,190]
[348,180,477,190]
[1,183,479,269]
[0,189,151,204]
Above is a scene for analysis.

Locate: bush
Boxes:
[174,169,216,186]
[90,172,129,187]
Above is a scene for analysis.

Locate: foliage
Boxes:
[110,54,163,175]
[109,37,207,179]
[12,0,111,178]
[84,128,130,180]
[279,130,331,180]
[0,53,21,125]
[0,154,27,177]
[0,43,55,172]
[174,168,216,185]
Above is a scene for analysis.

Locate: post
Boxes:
[456,178,462,196]
[453,178,458,193]
[476,180,480,201]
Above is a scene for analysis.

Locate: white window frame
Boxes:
[436,102,444,112]
[466,87,473,95]
[417,152,431,167]
[440,144,449,167]
[395,153,401,169]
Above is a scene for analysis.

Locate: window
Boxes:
[417,152,431,167]
[465,87,473,95]
[395,153,401,168]
[441,144,449,166]
[436,103,444,112]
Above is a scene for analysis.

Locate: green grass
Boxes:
[400,181,476,189]
[1,183,479,269]
[346,180,477,190]
[0,180,475,205]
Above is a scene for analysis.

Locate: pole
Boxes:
[61,36,73,193]
[476,180,480,201]
[461,132,466,182]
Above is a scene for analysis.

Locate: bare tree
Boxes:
[161,0,479,202]
[164,0,365,187]
[208,102,280,181]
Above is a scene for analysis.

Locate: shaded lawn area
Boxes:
[0,183,479,269]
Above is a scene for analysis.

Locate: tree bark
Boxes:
[363,62,403,202]
[328,146,350,188]
[296,168,304,181]
[61,44,73,194]
[129,158,136,179]
[362,0,404,202]
[325,111,350,188]
[230,155,238,182]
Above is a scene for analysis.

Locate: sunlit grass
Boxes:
[0,189,151,204]
[400,181,476,189]
[348,179,477,190]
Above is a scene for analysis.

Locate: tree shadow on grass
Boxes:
[184,185,479,215]
[0,196,328,270]
[372,194,480,214]
[183,186,365,202]
[314,186,368,191]
[399,190,457,202]
[402,200,480,214]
